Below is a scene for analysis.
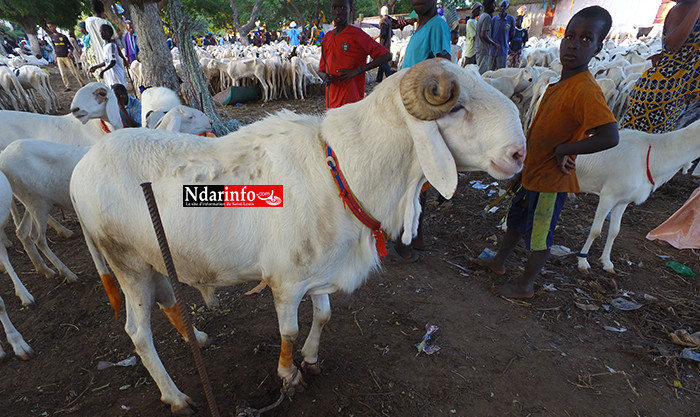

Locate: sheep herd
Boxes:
[0,28,697,414]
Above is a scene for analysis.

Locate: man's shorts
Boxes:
[506,187,567,251]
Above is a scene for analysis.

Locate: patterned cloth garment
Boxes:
[621,19,700,133]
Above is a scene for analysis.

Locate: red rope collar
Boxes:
[100,119,111,133]
[325,143,387,259]
[646,145,655,186]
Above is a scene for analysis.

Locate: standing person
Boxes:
[68,32,83,69]
[376,6,395,82]
[489,1,515,70]
[319,0,391,109]
[123,20,138,65]
[475,0,497,74]
[89,24,125,87]
[472,6,619,299]
[287,22,301,46]
[627,0,700,248]
[85,0,117,71]
[401,0,451,68]
[450,29,461,64]
[507,14,528,68]
[46,21,83,91]
[464,2,481,65]
[388,0,451,264]
[621,0,700,133]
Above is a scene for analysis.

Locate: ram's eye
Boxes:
[450,104,463,113]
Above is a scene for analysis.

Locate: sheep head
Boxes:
[154,105,214,135]
[395,59,526,199]
[70,82,122,129]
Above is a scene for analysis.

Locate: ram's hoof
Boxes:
[281,368,305,397]
[301,358,322,375]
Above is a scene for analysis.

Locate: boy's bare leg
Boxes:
[472,227,521,275]
[493,249,549,298]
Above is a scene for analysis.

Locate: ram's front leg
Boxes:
[273,291,304,395]
[301,294,331,374]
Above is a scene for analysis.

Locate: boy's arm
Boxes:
[554,122,619,175]
[336,52,391,82]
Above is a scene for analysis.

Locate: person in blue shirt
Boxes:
[112,83,141,127]
[386,0,451,264]
[489,0,515,70]
[286,22,301,46]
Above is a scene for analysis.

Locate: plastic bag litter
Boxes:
[665,261,698,278]
[680,348,700,363]
[477,248,496,261]
[610,297,643,311]
[97,356,138,370]
[669,330,700,347]
[550,245,571,257]
[415,323,440,356]
[575,302,599,311]
[603,325,627,333]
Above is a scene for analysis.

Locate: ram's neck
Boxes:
[321,100,424,241]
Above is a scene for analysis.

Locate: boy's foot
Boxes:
[491,283,534,299]
[470,258,506,275]
[384,246,419,264]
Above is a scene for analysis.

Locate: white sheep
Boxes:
[0,108,213,304]
[0,295,33,360]
[140,86,181,128]
[576,119,700,273]
[14,65,59,114]
[0,171,37,308]
[0,66,34,112]
[70,59,526,413]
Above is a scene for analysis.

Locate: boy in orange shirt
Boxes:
[473,6,619,298]
[319,0,391,109]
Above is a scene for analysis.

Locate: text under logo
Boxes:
[183,185,283,207]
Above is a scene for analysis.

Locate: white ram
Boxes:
[70,60,526,413]
[576,120,700,273]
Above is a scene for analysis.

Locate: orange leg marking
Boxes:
[279,337,294,369]
[100,274,123,321]
[244,281,267,296]
[162,303,189,342]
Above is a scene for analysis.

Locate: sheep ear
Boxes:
[404,117,458,199]
[105,90,123,129]
[155,113,181,131]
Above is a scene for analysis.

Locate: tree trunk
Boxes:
[103,0,128,33]
[169,0,232,135]
[230,0,266,44]
[127,1,179,91]
[17,18,42,58]
[283,0,305,28]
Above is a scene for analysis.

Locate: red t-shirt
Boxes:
[319,25,389,109]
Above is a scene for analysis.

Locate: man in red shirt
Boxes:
[319,0,391,109]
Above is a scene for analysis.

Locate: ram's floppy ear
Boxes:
[105,89,123,129]
[404,117,458,199]
[399,59,460,199]
[154,110,181,132]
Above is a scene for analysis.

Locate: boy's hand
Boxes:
[555,148,576,175]
[506,172,522,193]
[336,67,362,82]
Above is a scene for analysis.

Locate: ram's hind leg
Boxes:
[300,294,330,374]
[116,265,195,414]
[154,272,209,347]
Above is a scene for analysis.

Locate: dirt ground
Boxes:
[0,66,698,417]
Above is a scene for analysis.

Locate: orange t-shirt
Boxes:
[522,71,616,193]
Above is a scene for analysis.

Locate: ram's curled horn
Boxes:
[400,60,460,121]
